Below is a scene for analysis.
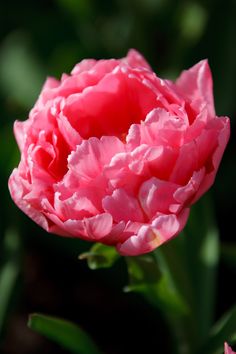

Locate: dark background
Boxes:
[0,0,236,353]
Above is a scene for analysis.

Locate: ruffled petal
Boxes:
[68,136,124,182]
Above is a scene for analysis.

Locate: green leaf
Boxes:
[0,229,21,334]
[28,314,101,354]
[0,261,19,331]
[124,195,219,353]
[56,0,92,19]
[0,31,45,108]
[153,238,194,312]
[221,243,236,268]
[200,306,236,354]
[125,254,188,315]
[182,195,220,345]
[79,243,120,270]
[179,2,207,42]
[125,252,190,354]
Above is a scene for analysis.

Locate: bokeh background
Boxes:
[0,0,236,353]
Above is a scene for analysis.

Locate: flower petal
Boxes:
[68,136,124,182]
[139,177,180,217]
[117,209,189,256]
[225,343,236,354]
[103,188,145,223]
[124,49,152,70]
[176,60,215,117]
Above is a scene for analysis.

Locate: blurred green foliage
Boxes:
[28,313,102,354]
[0,0,236,353]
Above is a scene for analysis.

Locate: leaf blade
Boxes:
[200,306,236,354]
[28,313,101,354]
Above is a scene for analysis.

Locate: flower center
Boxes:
[62,72,158,141]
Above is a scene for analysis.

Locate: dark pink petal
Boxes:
[100,221,126,245]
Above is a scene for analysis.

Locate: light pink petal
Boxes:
[192,116,230,203]
[117,209,190,256]
[116,224,160,256]
[127,108,186,149]
[47,213,113,240]
[8,170,55,233]
[33,77,61,110]
[123,49,152,70]
[184,108,209,143]
[207,117,230,172]
[139,177,180,217]
[42,77,60,90]
[72,58,119,77]
[129,145,163,175]
[34,61,119,108]
[104,152,143,194]
[84,213,113,239]
[56,218,87,238]
[172,169,205,211]
[105,143,178,193]
[151,208,190,241]
[170,140,198,185]
[57,113,82,150]
[68,136,124,182]
[176,60,215,117]
[14,120,31,152]
[25,129,68,182]
[25,107,59,151]
[71,58,97,75]
[53,192,100,221]
[172,116,229,200]
[103,188,145,223]
[225,343,236,354]
[193,119,225,172]
[130,144,178,181]
[60,59,120,99]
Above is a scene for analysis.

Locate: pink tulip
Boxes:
[9,50,230,256]
[225,343,236,354]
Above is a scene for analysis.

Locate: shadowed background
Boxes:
[0,0,236,353]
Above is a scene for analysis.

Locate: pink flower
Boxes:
[9,49,230,256]
[225,343,236,354]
